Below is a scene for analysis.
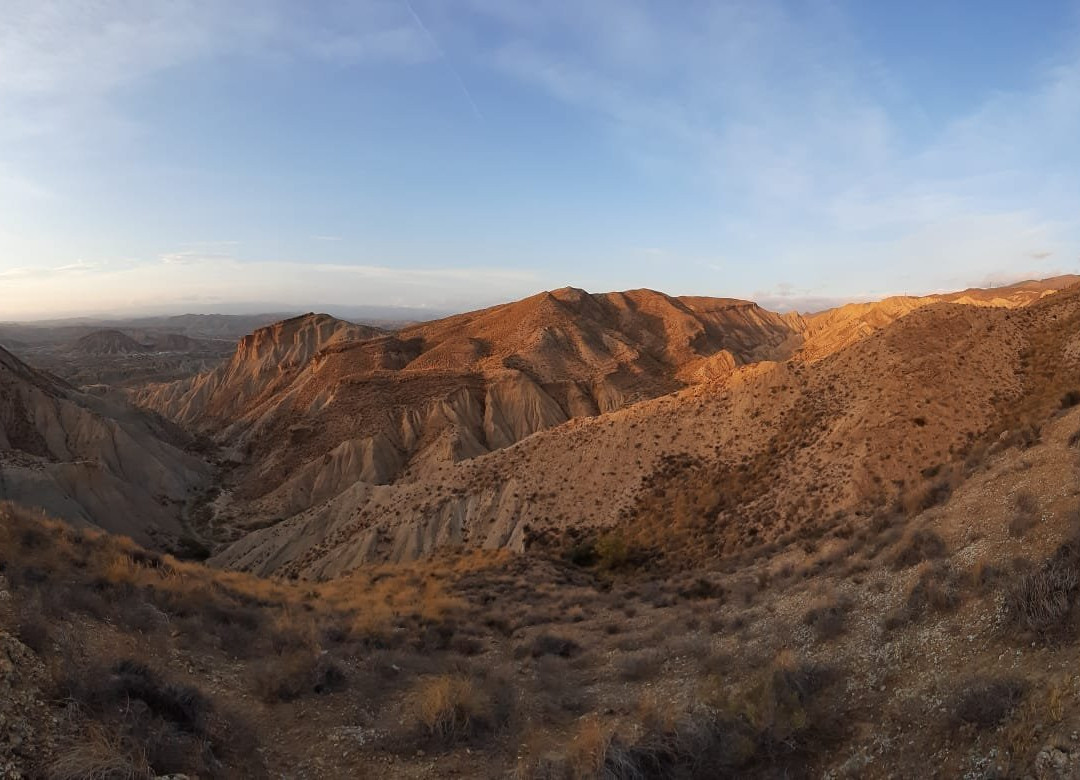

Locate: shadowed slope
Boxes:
[0,346,211,546]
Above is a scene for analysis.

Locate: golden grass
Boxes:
[45,726,147,780]
[409,674,491,742]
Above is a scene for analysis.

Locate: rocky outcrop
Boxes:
[0,626,50,779]
[135,313,383,427]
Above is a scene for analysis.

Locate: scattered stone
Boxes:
[0,631,50,779]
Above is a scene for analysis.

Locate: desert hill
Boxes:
[126,277,1080,575]
[796,274,1080,361]
[135,313,384,428]
[134,290,808,539]
[69,329,151,355]
[0,345,211,546]
[204,279,1080,576]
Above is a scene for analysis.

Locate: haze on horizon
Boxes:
[2,0,1080,320]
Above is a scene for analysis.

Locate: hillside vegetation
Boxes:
[7,392,1080,776]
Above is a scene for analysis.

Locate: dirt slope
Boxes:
[0,346,211,546]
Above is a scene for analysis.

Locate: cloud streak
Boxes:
[0,255,541,318]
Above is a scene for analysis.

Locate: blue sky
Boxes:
[2,0,1080,319]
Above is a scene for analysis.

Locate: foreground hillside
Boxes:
[6,394,1080,777]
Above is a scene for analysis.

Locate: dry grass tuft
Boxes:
[406,673,513,746]
[613,649,664,681]
[1008,491,1040,538]
[889,528,948,570]
[1006,525,1080,635]
[253,651,347,703]
[45,725,147,780]
[802,595,850,641]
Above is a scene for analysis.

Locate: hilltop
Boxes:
[68,330,150,356]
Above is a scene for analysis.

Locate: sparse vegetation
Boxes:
[1009,490,1040,537]
[253,651,346,703]
[948,676,1028,730]
[405,672,515,747]
[889,527,948,570]
[1006,555,1080,634]
[803,595,849,641]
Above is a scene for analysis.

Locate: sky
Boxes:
[2,0,1080,319]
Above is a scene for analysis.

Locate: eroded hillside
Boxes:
[0,346,211,547]
[134,289,807,546]
[208,280,1080,577]
[6,395,1080,777]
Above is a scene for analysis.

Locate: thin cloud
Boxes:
[0,1,438,142]
[0,255,544,319]
[0,259,99,279]
[159,251,235,265]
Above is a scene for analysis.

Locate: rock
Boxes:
[1035,746,1080,780]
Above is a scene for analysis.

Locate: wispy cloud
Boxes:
[0,1,438,143]
[0,255,541,318]
[461,0,1080,293]
[0,259,99,279]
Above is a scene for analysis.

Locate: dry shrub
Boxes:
[802,596,850,641]
[252,651,346,703]
[528,634,582,659]
[14,599,52,654]
[614,649,664,681]
[889,528,948,570]
[1006,525,1080,634]
[518,652,840,779]
[268,611,317,655]
[406,672,514,746]
[908,562,965,612]
[1008,491,1040,538]
[1006,565,1079,634]
[971,557,1005,592]
[949,676,1028,730]
[992,423,1042,453]
[56,657,261,777]
[884,562,965,630]
[46,725,146,780]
